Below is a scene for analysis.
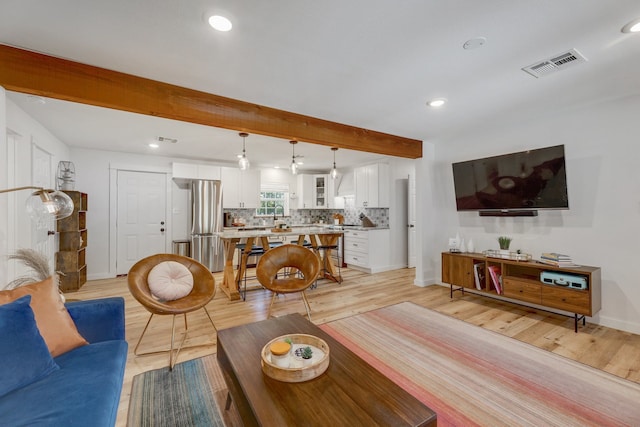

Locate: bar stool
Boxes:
[236,241,283,300]
[314,243,342,288]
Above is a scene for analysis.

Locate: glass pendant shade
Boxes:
[330,147,339,179]
[25,189,74,220]
[289,140,299,175]
[238,132,250,170]
[239,154,250,170]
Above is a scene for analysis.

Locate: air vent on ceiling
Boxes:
[157,136,178,143]
[522,49,587,78]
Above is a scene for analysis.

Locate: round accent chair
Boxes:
[256,244,321,321]
[128,253,217,369]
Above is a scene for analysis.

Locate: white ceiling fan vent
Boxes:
[522,49,587,78]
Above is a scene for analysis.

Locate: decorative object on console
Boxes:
[539,252,578,267]
[56,161,75,190]
[498,236,512,250]
[467,238,475,253]
[448,234,461,253]
[483,249,532,262]
[459,238,467,253]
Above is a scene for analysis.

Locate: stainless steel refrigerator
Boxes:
[190,179,224,272]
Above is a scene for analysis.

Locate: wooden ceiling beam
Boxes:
[0,44,422,159]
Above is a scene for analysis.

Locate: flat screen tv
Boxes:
[452,144,569,213]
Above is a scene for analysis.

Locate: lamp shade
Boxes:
[25,190,74,220]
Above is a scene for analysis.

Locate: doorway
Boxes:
[407,173,416,268]
[115,170,168,275]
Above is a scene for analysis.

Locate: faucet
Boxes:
[273,204,284,221]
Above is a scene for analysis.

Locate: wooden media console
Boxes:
[442,252,601,332]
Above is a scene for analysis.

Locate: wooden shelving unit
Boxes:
[56,191,88,292]
[442,252,601,332]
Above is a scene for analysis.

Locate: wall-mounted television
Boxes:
[452,144,569,215]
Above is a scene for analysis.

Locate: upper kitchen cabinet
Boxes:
[296,174,314,209]
[297,174,335,209]
[172,162,221,186]
[354,163,389,208]
[221,167,260,209]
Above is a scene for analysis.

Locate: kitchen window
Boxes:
[256,183,290,217]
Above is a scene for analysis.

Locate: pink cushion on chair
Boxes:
[148,261,194,301]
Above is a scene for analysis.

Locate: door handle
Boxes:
[161,221,165,225]
[407,224,415,228]
[160,228,165,232]
[47,230,56,236]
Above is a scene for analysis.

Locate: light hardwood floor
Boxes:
[70,267,640,426]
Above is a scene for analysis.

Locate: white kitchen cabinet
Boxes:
[326,175,338,209]
[354,163,389,208]
[343,228,391,273]
[221,167,260,209]
[297,174,336,209]
[296,174,314,209]
[172,162,221,181]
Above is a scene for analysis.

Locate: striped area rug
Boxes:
[321,302,640,427]
[128,355,237,427]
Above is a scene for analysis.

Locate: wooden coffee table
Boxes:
[217,313,437,426]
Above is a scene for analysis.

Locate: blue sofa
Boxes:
[0,297,128,426]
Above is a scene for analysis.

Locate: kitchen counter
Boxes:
[216,227,344,300]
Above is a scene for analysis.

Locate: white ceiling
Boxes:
[2,0,640,169]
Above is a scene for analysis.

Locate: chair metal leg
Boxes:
[267,292,277,318]
[133,313,155,356]
[301,291,312,321]
[133,309,218,371]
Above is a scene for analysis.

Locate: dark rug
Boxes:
[127,355,240,427]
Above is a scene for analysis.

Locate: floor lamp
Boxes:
[0,186,74,220]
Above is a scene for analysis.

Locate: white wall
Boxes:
[1,97,70,283]
[417,94,640,333]
[70,147,197,279]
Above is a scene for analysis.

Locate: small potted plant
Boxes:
[294,346,314,366]
[498,236,512,256]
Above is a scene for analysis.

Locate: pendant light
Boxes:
[238,132,250,170]
[289,140,299,175]
[330,147,339,179]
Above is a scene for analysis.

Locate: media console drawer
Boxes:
[502,278,541,304]
[541,286,590,315]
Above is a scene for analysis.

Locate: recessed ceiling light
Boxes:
[148,143,159,149]
[208,15,232,32]
[463,37,487,50]
[622,18,640,33]
[427,98,447,108]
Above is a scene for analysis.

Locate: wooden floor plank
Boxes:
[67,267,640,426]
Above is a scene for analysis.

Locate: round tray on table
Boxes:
[261,334,330,383]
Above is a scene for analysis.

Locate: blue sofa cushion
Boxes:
[0,340,128,426]
[0,296,59,398]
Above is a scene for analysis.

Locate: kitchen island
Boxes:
[216,226,344,300]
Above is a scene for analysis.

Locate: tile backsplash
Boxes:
[224,196,389,228]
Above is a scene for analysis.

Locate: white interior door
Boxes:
[407,173,416,268]
[31,143,56,274]
[116,170,167,274]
